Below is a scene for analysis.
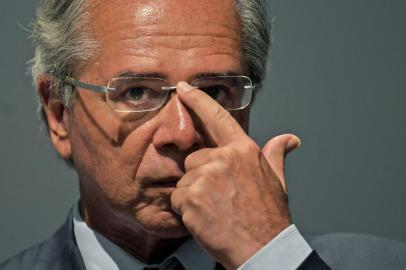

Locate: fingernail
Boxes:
[295,136,302,148]
[287,135,301,151]
[177,81,195,92]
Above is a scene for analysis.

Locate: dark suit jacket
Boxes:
[1,210,405,270]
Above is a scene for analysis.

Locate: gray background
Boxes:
[1,0,405,263]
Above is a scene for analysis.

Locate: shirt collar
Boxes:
[72,201,215,270]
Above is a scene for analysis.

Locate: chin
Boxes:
[141,209,190,239]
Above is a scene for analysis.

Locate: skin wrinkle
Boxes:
[90,0,241,38]
[102,33,240,60]
[89,1,242,53]
[115,31,241,40]
[99,32,241,51]
[123,46,238,55]
[122,51,240,65]
[123,39,238,53]
[90,17,241,48]
[86,34,242,85]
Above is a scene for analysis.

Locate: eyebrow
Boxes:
[194,71,241,79]
[116,70,243,80]
[117,71,166,79]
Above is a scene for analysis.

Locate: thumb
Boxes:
[262,134,301,192]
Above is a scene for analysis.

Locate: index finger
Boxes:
[176,81,245,146]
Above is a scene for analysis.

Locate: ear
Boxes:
[38,75,72,160]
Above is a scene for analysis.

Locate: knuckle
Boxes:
[181,212,199,236]
[181,211,192,226]
[241,139,260,155]
[170,190,181,211]
[201,164,219,179]
[184,154,195,170]
[193,168,206,180]
[228,138,259,158]
[175,178,185,188]
[170,189,177,200]
[184,182,207,206]
[170,188,179,200]
[214,106,231,122]
[188,183,204,199]
[215,146,236,161]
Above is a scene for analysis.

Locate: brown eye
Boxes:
[126,87,146,100]
[202,85,226,101]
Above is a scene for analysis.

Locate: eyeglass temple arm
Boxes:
[64,76,178,93]
[162,85,257,91]
[63,76,109,93]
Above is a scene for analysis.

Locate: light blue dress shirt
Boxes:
[73,202,312,270]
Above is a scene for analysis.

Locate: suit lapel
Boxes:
[56,208,87,270]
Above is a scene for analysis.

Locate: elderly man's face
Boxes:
[63,0,249,239]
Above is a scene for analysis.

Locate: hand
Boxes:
[171,82,301,270]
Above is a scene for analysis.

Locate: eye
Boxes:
[202,85,227,101]
[125,87,146,101]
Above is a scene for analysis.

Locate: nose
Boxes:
[152,94,203,152]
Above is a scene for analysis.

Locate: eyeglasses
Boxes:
[62,75,256,113]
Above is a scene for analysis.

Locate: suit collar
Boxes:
[52,206,86,270]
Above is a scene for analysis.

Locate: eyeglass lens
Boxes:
[106,76,253,113]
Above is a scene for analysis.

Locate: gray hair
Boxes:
[236,0,272,84]
[31,0,98,110]
[31,0,271,117]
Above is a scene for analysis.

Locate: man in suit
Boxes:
[1,0,405,269]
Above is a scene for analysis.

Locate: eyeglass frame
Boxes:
[61,74,258,113]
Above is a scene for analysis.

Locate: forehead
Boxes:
[88,0,241,34]
[84,0,244,81]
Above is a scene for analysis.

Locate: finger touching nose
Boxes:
[152,95,203,151]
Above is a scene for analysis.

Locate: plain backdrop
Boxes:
[1,0,405,263]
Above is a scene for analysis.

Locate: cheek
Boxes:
[69,102,157,207]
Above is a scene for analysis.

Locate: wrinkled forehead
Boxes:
[87,0,242,42]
